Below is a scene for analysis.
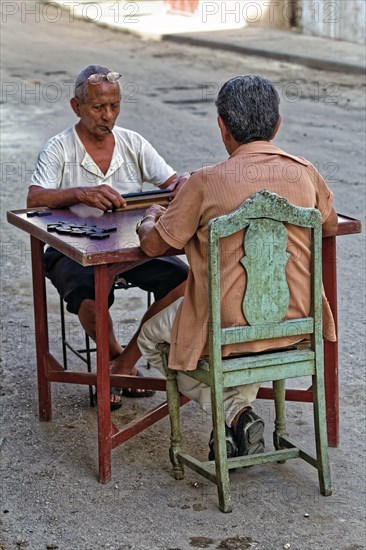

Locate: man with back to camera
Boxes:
[27,65,188,410]
[135,75,338,459]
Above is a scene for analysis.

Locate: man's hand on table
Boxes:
[144,204,167,221]
[164,173,190,198]
[27,183,126,210]
[79,184,126,211]
[136,204,170,256]
[135,204,166,234]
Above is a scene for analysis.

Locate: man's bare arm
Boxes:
[27,184,126,210]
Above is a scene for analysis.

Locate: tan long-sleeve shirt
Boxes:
[141,141,336,371]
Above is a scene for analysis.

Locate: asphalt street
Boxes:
[1,4,365,550]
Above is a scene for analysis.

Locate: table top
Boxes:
[7,206,158,266]
[7,206,362,267]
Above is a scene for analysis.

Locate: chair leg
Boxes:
[273,379,288,454]
[211,386,232,513]
[161,350,184,480]
[312,372,332,496]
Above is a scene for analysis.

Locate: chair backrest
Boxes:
[207,189,323,362]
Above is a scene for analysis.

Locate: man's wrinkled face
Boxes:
[75,81,121,140]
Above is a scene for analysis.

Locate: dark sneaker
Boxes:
[235,410,265,456]
[208,425,238,461]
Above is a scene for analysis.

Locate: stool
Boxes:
[59,276,152,406]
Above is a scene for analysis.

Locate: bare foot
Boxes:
[109,352,134,376]
[110,356,155,398]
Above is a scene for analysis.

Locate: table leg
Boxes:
[30,237,52,421]
[322,236,339,447]
[95,264,112,483]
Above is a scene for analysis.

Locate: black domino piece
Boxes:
[102,227,117,233]
[55,227,74,235]
[27,210,53,217]
[89,232,110,240]
[56,224,74,232]
[47,224,62,232]
[69,229,88,236]
[37,211,53,217]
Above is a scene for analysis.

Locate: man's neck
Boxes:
[229,139,271,155]
[75,122,113,148]
[75,123,115,175]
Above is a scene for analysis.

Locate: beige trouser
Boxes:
[137,298,260,427]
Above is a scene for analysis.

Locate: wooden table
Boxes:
[7,203,361,481]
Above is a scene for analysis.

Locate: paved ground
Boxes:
[1,2,365,550]
[47,0,366,74]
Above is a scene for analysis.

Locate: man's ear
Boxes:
[217,115,229,140]
[218,115,239,154]
[218,115,234,146]
[70,97,81,117]
[271,115,282,139]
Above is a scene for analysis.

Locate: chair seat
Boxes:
[184,347,315,387]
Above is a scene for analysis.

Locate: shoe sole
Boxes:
[208,442,237,461]
[208,426,238,461]
[238,417,265,456]
[121,389,156,398]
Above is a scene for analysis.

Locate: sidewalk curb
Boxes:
[162,33,366,75]
[44,0,365,76]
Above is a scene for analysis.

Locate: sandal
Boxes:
[93,387,123,411]
[94,368,155,410]
[121,367,156,398]
[110,387,123,411]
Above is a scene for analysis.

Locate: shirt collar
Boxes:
[230,141,309,166]
[73,126,124,178]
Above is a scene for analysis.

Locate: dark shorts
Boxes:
[44,247,188,315]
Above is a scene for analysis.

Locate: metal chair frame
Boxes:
[59,277,152,406]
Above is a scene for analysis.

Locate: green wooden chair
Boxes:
[158,189,332,512]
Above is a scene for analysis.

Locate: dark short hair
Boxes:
[74,64,111,102]
[216,75,280,144]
